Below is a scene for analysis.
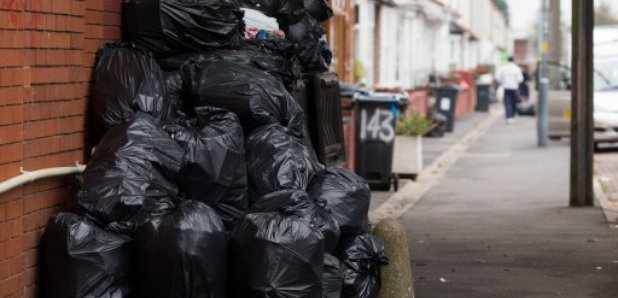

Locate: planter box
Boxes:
[392,135,423,177]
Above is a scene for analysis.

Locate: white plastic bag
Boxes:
[241,8,279,31]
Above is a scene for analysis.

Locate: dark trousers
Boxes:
[504,89,518,119]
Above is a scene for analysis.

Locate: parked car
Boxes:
[547,27,618,151]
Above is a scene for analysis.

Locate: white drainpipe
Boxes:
[0,163,85,195]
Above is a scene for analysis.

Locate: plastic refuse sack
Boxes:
[157,52,195,72]
[91,42,170,143]
[163,71,187,119]
[284,13,328,73]
[278,0,305,24]
[304,0,333,21]
[182,40,301,86]
[40,211,133,297]
[240,0,304,24]
[320,39,333,65]
[427,111,447,138]
[156,40,301,85]
[135,200,228,298]
[241,39,302,85]
[245,123,323,202]
[340,234,389,298]
[284,12,324,43]
[250,185,339,251]
[228,189,324,298]
[240,0,278,18]
[182,60,305,135]
[307,167,371,239]
[249,187,338,250]
[164,106,248,228]
[123,0,244,57]
[242,8,279,31]
[315,198,341,252]
[323,253,344,298]
[77,113,183,234]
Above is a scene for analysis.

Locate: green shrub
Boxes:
[396,113,432,136]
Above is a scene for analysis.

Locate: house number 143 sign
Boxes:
[359,108,395,142]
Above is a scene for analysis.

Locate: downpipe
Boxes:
[0,163,85,195]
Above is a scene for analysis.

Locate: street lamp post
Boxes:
[569,0,594,207]
[538,0,549,147]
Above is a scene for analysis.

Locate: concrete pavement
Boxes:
[594,149,618,224]
[370,111,494,210]
[403,117,618,298]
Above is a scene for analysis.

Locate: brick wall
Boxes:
[0,0,121,296]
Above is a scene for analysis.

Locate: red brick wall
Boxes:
[513,39,528,63]
[0,1,122,296]
[452,70,475,119]
[406,90,429,116]
[342,118,355,172]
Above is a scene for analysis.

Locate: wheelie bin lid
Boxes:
[340,83,370,97]
[435,84,462,91]
[353,92,409,106]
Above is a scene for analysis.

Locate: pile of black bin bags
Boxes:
[40,1,388,297]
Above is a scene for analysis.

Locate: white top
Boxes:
[496,62,524,90]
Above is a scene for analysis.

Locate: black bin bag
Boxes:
[181,59,305,135]
[40,211,133,297]
[91,42,170,143]
[245,123,323,202]
[157,52,196,72]
[240,0,278,17]
[189,39,302,86]
[242,39,302,86]
[166,106,248,228]
[163,71,187,119]
[315,198,341,252]
[307,167,371,238]
[340,234,389,298]
[77,113,183,234]
[135,200,228,298]
[323,253,343,298]
[240,0,304,23]
[123,0,245,57]
[284,13,327,73]
[229,190,324,298]
[304,0,333,21]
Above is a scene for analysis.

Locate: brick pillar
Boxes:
[0,1,122,296]
[373,3,381,86]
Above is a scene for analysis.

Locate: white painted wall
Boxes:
[397,13,414,88]
[378,6,401,87]
[410,12,430,86]
[354,0,376,86]
[434,19,451,74]
[359,0,510,88]
[449,34,462,69]
[467,39,479,69]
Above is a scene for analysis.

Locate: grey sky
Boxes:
[508,0,618,34]
[507,0,571,33]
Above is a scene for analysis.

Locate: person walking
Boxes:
[496,57,524,124]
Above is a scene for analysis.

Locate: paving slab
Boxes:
[402,117,618,298]
[370,111,495,210]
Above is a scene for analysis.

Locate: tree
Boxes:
[492,0,510,25]
[595,1,618,26]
